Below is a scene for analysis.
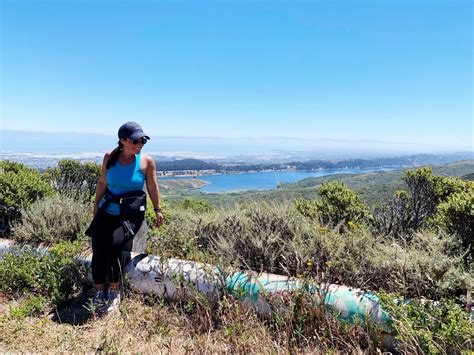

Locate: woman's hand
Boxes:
[154,211,164,228]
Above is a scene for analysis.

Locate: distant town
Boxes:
[2,152,472,177]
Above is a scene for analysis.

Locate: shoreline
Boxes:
[157,166,394,179]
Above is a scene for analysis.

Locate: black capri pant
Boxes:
[91,213,124,285]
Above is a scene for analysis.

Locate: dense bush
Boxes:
[372,167,474,243]
[45,159,101,202]
[372,168,438,239]
[294,198,318,219]
[182,198,213,213]
[364,231,468,299]
[0,241,85,306]
[147,208,212,261]
[313,181,369,227]
[379,292,474,354]
[401,167,439,230]
[0,160,54,236]
[371,190,412,238]
[11,195,92,244]
[435,189,474,260]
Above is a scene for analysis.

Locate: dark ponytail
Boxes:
[106,141,123,169]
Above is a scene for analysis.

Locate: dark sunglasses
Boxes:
[130,137,148,145]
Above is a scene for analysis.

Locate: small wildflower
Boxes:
[306,261,313,267]
[296,273,304,278]
[347,221,357,229]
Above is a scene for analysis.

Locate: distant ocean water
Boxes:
[160,168,393,192]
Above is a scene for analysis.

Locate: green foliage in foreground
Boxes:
[0,240,85,309]
[7,294,49,320]
[0,160,54,236]
[379,292,474,354]
[12,195,92,244]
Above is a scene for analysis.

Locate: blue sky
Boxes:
[1,0,472,150]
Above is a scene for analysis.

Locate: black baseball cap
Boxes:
[118,121,150,140]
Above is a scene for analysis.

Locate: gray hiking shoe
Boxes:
[88,290,107,314]
[105,287,122,314]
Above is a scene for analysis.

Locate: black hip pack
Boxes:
[85,189,146,245]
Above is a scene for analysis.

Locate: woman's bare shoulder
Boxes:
[102,151,114,164]
[142,154,156,167]
[141,153,153,161]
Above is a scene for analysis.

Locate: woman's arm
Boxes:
[145,155,163,228]
[93,153,110,216]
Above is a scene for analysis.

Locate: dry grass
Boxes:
[0,285,380,354]
[0,289,288,354]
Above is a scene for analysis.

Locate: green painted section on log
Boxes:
[226,271,391,326]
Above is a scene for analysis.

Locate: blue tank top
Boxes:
[100,153,146,215]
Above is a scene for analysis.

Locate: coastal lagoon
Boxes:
[160,168,393,192]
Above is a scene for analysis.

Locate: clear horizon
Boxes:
[2,127,472,149]
[1,0,472,150]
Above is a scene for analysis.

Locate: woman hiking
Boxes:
[88,121,164,314]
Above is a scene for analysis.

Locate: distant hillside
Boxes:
[154,153,473,173]
[156,159,220,171]
[163,160,474,207]
[288,153,474,170]
[281,160,474,189]
[463,173,474,181]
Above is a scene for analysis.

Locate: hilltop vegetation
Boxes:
[0,159,473,353]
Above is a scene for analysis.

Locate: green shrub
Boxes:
[435,189,474,261]
[11,195,92,244]
[202,203,316,274]
[401,167,439,231]
[372,168,473,242]
[44,159,101,202]
[7,294,49,320]
[147,208,213,261]
[356,231,471,299]
[314,181,369,227]
[182,198,213,213]
[371,190,410,238]
[294,198,318,219]
[379,292,474,354]
[0,240,85,305]
[0,160,54,236]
